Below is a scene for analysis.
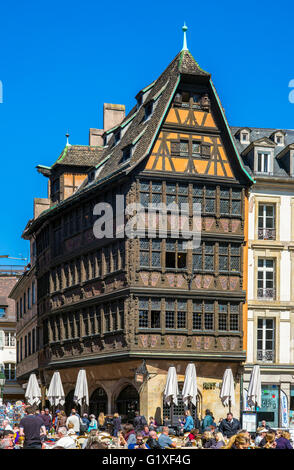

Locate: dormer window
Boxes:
[122,145,132,162]
[114,129,121,144]
[241,131,250,144]
[103,135,108,147]
[145,101,153,120]
[274,132,284,146]
[257,152,271,173]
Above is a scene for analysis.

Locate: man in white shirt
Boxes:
[66,410,80,434]
[53,427,76,449]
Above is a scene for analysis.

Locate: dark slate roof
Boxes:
[52,145,104,168]
[231,126,294,179]
[25,50,254,236]
[85,50,211,185]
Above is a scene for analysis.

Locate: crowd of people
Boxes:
[0,404,293,450]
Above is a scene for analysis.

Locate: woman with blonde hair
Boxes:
[98,412,105,431]
[210,431,225,449]
[224,433,250,449]
[275,430,293,449]
[56,410,67,432]
[264,432,276,449]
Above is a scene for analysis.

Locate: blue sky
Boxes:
[0,0,293,263]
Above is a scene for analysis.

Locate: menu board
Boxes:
[242,412,257,432]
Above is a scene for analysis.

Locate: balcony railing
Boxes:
[257,288,275,300]
[257,349,274,363]
[258,228,276,240]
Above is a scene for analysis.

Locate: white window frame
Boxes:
[258,204,276,240]
[4,331,16,347]
[274,133,284,146]
[257,258,275,300]
[241,131,250,143]
[257,318,275,363]
[254,147,274,175]
[257,152,270,173]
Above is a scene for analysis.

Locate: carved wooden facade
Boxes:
[24,49,252,379]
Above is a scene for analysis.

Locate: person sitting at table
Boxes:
[141,425,150,437]
[275,430,293,449]
[81,429,99,449]
[201,430,213,448]
[85,437,108,449]
[119,424,136,447]
[209,432,225,449]
[52,426,76,449]
[187,428,200,441]
[146,430,161,449]
[158,427,177,449]
[128,432,150,449]
[148,417,157,430]
[67,422,78,440]
[87,414,98,432]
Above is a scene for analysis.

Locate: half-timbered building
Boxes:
[20,39,253,421]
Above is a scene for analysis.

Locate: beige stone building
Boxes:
[233,126,294,427]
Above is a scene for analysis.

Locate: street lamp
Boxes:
[0,370,6,406]
[135,360,149,384]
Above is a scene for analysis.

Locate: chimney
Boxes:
[103,103,125,132]
[89,128,104,146]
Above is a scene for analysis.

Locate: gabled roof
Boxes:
[231,126,294,179]
[277,143,294,159]
[37,145,104,176]
[241,136,276,156]
[27,49,255,235]
[83,49,253,186]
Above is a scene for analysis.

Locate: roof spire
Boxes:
[182,22,188,51]
[65,130,71,147]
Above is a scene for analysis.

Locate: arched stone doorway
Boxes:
[89,387,108,417]
[65,390,80,416]
[115,385,139,423]
[162,383,202,426]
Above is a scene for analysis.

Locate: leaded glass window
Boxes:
[193,302,202,330]
[166,310,175,328]
[177,300,187,329]
[218,303,228,330]
[204,301,214,330]
[140,238,149,267]
[219,243,228,271]
[192,141,201,156]
[220,188,230,215]
[205,187,215,213]
[180,140,189,156]
[204,243,214,271]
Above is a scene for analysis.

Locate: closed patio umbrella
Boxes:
[47,372,65,407]
[182,363,197,408]
[247,365,261,409]
[25,373,41,406]
[163,366,178,427]
[220,368,235,411]
[74,369,89,409]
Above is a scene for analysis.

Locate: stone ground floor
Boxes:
[40,358,242,424]
[243,365,294,428]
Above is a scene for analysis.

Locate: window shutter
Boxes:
[170,140,180,156]
[201,143,211,158]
